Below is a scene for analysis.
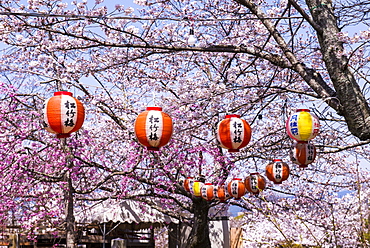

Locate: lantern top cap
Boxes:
[232,178,242,180]
[225,114,240,118]
[54,91,73,96]
[146,106,162,111]
[186,176,194,179]
[273,159,283,162]
[205,183,213,185]
[296,109,310,112]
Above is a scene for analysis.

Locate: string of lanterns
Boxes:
[43,92,320,202]
[183,174,266,202]
[181,109,320,201]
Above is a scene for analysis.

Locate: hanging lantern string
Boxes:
[56,80,62,91]
[226,101,231,114]
[198,151,203,177]
[226,93,236,114]
[189,16,194,28]
[152,90,156,107]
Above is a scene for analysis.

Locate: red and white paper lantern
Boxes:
[43,91,85,138]
[214,185,231,202]
[217,114,252,152]
[290,141,316,168]
[201,183,215,201]
[265,159,290,184]
[245,173,266,195]
[227,178,246,199]
[134,107,173,151]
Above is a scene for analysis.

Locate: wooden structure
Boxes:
[0,201,233,247]
[0,200,178,248]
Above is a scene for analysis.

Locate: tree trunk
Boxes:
[306,0,370,140]
[188,197,211,248]
[62,137,76,248]
[65,171,76,248]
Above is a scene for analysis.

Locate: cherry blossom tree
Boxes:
[0,0,369,247]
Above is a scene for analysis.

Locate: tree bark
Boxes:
[62,138,76,248]
[65,170,76,248]
[305,0,370,140]
[188,197,211,248]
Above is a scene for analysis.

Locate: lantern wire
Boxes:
[56,80,62,91]
[198,151,203,177]
[0,11,305,21]
[152,91,156,107]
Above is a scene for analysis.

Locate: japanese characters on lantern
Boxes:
[245,173,266,195]
[227,178,246,199]
[266,159,290,184]
[214,185,231,202]
[217,114,252,152]
[134,107,173,151]
[183,177,195,192]
[43,91,85,138]
[190,180,204,197]
[201,183,215,201]
[290,141,316,168]
[286,109,320,141]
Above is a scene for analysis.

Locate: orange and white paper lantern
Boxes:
[290,141,316,168]
[43,91,85,138]
[265,159,290,184]
[214,185,230,202]
[245,173,266,195]
[227,178,246,199]
[217,114,252,152]
[134,107,173,151]
[201,183,215,201]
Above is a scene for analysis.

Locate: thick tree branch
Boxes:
[234,0,340,112]
[306,0,370,140]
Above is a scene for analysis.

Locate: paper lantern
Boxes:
[190,180,203,197]
[43,91,85,138]
[227,178,246,199]
[217,114,252,152]
[214,185,230,202]
[265,159,290,184]
[245,173,266,195]
[201,183,215,201]
[183,177,194,192]
[290,141,316,168]
[134,107,173,151]
[286,109,320,141]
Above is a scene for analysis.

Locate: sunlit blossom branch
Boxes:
[0,11,304,21]
[74,169,138,195]
[320,139,370,153]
